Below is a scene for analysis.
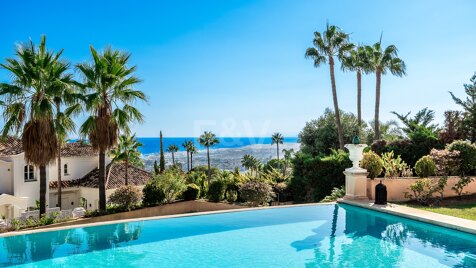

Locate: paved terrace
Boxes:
[339,199,476,235]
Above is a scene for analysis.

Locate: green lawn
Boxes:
[405,202,476,221]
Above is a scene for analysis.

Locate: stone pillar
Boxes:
[343,144,369,200]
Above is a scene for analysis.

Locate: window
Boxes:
[64,164,69,175]
[24,165,35,181]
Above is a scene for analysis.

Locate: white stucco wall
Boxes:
[0,160,13,194]
[11,153,47,209]
[48,156,100,182]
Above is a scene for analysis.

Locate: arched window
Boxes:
[64,163,69,175]
[24,165,35,181]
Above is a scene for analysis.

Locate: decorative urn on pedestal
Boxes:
[343,136,369,200]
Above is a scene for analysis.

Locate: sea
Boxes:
[139,137,300,171]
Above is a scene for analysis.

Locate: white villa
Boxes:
[0,137,152,219]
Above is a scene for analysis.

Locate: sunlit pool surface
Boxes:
[1,204,476,267]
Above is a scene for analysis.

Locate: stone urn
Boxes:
[345,144,367,171]
[343,143,369,200]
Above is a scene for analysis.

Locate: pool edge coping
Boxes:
[0,202,335,238]
[338,199,476,235]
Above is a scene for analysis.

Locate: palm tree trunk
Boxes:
[357,69,362,131]
[190,153,193,170]
[125,156,129,186]
[172,152,175,165]
[57,146,62,209]
[375,69,381,140]
[207,147,211,185]
[99,151,106,211]
[39,165,47,215]
[186,152,190,172]
[276,144,280,161]
[329,56,345,150]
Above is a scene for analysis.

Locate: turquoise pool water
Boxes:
[1,204,475,267]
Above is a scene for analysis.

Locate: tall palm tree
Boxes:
[109,134,143,185]
[0,36,71,214]
[188,142,197,170]
[282,148,294,176]
[271,132,284,160]
[305,24,354,149]
[341,46,371,130]
[198,131,219,184]
[77,46,147,211]
[167,144,179,165]
[366,37,406,140]
[182,140,191,172]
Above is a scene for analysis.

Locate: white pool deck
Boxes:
[338,199,476,235]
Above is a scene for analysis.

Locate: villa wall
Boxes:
[47,156,100,183]
[11,154,48,209]
[367,177,476,201]
[0,160,13,194]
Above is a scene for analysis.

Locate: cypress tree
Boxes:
[153,160,160,175]
[159,131,165,172]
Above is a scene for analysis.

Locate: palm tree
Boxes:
[77,46,147,211]
[241,154,261,176]
[198,131,219,184]
[0,36,71,214]
[109,134,143,185]
[305,24,354,149]
[282,148,294,176]
[167,144,179,165]
[182,140,191,172]
[271,132,284,160]
[341,46,371,130]
[188,142,197,170]
[366,37,406,140]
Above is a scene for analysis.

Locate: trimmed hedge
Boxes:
[289,150,351,202]
[183,184,200,201]
[207,180,226,202]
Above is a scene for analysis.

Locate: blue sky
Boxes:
[1,0,476,137]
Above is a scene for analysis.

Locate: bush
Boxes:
[186,171,208,198]
[446,140,476,175]
[381,151,409,178]
[207,180,226,202]
[226,190,238,203]
[452,176,475,196]
[360,151,383,179]
[183,184,200,201]
[321,186,345,202]
[289,150,351,202]
[405,177,447,206]
[108,185,143,211]
[239,181,275,206]
[143,179,166,206]
[429,149,460,176]
[155,170,187,203]
[414,156,436,178]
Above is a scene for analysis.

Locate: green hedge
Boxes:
[289,150,351,202]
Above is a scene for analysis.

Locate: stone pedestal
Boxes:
[343,168,369,200]
[343,143,369,200]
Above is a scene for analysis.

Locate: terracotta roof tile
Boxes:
[61,142,96,157]
[50,162,152,190]
[0,136,23,156]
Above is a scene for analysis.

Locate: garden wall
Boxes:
[366,177,476,201]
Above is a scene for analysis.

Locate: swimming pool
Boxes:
[0,204,475,267]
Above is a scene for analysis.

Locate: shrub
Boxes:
[289,150,351,202]
[207,180,226,202]
[108,185,143,211]
[155,170,187,203]
[239,181,275,206]
[405,177,447,206]
[429,149,460,176]
[187,171,208,198]
[447,140,476,175]
[381,151,409,178]
[321,186,345,202]
[183,184,200,201]
[452,176,475,196]
[360,151,383,179]
[226,190,238,203]
[414,156,436,178]
[143,179,166,206]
